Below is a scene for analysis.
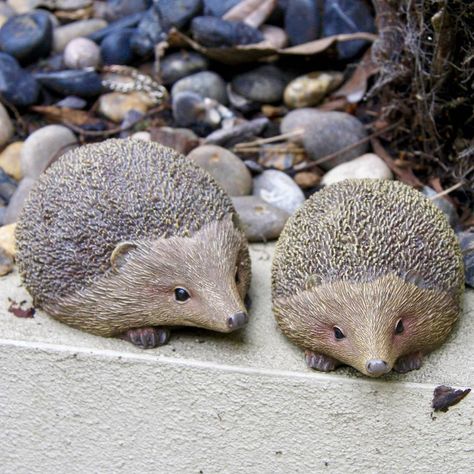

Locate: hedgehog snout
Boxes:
[227,311,248,330]
[365,359,391,377]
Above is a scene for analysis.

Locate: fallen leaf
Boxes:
[223,0,277,28]
[432,385,471,412]
[168,29,378,65]
[332,48,379,103]
[31,106,92,126]
[8,300,35,318]
[371,138,424,188]
[279,32,378,56]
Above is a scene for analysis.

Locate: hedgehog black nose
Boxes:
[366,359,390,376]
[227,311,248,330]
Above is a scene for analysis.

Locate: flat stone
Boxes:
[0,52,39,106]
[253,169,305,215]
[191,16,264,47]
[3,176,35,224]
[157,0,202,31]
[321,153,393,185]
[21,125,77,179]
[280,107,319,144]
[159,51,208,85]
[231,65,287,104]
[63,37,101,69]
[0,102,13,148]
[34,69,102,98]
[322,0,376,60]
[281,109,368,169]
[100,28,135,65]
[232,196,289,242]
[187,145,252,196]
[0,10,52,64]
[53,19,107,52]
[285,0,320,46]
[98,92,151,123]
[0,142,23,181]
[172,71,228,105]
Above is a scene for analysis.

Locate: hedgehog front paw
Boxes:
[305,350,340,372]
[121,327,170,349]
[393,352,423,373]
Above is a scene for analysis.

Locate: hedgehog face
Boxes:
[273,273,460,377]
[112,216,251,334]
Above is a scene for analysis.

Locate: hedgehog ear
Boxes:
[305,274,322,290]
[111,241,138,270]
[230,212,244,231]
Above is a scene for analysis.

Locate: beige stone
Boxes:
[0,142,23,181]
[322,153,393,186]
[98,92,150,123]
[0,102,13,148]
[0,223,16,257]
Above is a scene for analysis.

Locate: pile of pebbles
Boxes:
[0,0,471,280]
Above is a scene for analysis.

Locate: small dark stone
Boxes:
[322,0,376,60]
[458,231,474,288]
[160,51,208,85]
[0,52,40,106]
[130,8,165,57]
[171,70,227,105]
[231,65,288,104]
[156,0,203,31]
[88,12,146,43]
[34,69,102,98]
[104,0,149,22]
[172,90,204,127]
[191,16,264,47]
[101,29,136,65]
[203,0,240,17]
[0,11,52,65]
[0,168,17,205]
[285,0,320,46]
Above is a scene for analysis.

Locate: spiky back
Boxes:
[16,139,234,303]
[272,179,464,299]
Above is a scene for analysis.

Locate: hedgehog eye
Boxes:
[333,326,345,340]
[395,319,404,334]
[174,287,190,303]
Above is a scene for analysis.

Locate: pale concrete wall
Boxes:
[1,244,473,473]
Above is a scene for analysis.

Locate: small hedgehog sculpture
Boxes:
[16,139,251,348]
[272,179,464,377]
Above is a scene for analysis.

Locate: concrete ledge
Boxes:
[1,244,473,473]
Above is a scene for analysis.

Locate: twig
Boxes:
[61,105,166,137]
[429,182,463,200]
[233,130,303,149]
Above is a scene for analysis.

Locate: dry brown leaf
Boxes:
[279,32,378,56]
[31,106,92,126]
[371,138,424,188]
[8,300,35,318]
[432,385,471,412]
[223,0,277,28]
[168,30,378,65]
[332,48,379,103]
[167,29,277,64]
